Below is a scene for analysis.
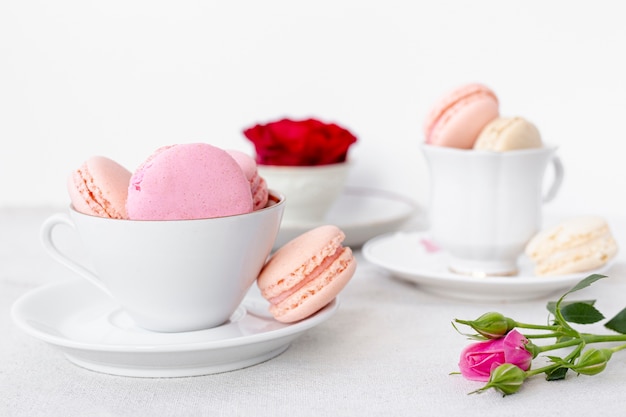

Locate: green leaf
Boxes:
[547,300,596,316]
[545,367,568,381]
[564,274,607,297]
[551,274,607,332]
[560,302,605,324]
[605,307,626,334]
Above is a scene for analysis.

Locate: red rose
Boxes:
[243,118,357,166]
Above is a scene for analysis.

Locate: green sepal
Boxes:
[546,355,569,366]
[450,321,488,341]
[556,335,575,343]
[544,356,570,381]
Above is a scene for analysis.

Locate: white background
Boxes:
[1,0,625,217]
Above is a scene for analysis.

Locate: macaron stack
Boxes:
[67,143,269,221]
[67,144,357,323]
[423,83,543,151]
[423,84,619,276]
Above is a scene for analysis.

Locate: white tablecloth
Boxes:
[2,207,626,417]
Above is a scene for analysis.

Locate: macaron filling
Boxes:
[268,246,345,306]
[73,168,121,219]
[251,175,269,210]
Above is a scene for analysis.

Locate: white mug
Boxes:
[41,193,285,332]
[421,145,563,276]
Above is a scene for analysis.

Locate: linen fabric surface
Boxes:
[2,207,626,417]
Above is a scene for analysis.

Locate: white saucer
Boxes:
[11,279,338,378]
[362,231,615,302]
[274,186,422,249]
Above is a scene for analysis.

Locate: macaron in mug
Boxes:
[41,193,285,333]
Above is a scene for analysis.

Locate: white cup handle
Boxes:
[40,213,112,296]
[543,155,564,203]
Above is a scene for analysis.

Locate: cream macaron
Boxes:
[525,216,618,276]
[474,116,542,151]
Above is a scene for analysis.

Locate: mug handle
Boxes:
[543,155,564,203]
[40,213,112,296]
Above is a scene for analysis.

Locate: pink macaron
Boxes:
[257,224,356,323]
[67,156,132,219]
[226,150,269,211]
[423,83,499,149]
[126,143,254,220]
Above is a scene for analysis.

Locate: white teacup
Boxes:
[421,145,563,276]
[41,192,285,332]
[258,163,349,224]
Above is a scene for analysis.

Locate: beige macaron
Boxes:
[525,216,618,276]
[474,116,542,151]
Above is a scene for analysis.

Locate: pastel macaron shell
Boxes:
[423,83,499,149]
[67,156,132,219]
[257,225,356,323]
[226,150,269,211]
[126,143,253,220]
[525,216,619,276]
[474,116,542,151]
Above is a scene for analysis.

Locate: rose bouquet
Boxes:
[243,118,357,166]
[454,274,626,396]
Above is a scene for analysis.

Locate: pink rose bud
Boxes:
[459,330,533,381]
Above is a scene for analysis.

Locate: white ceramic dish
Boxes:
[362,231,615,302]
[274,186,422,249]
[11,279,338,378]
